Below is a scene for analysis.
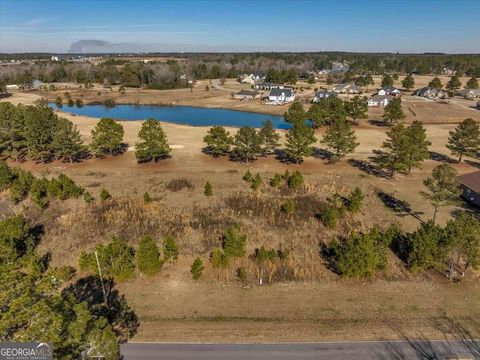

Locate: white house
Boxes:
[255,82,284,90]
[333,83,362,94]
[378,86,401,97]
[457,89,480,98]
[414,87,446,99]
[368,95,392,107]
[313,91,337,102]
[268,88,295,103]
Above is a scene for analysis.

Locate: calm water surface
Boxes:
[49,103,290,129]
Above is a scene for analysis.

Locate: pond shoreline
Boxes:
[48,102,290,129]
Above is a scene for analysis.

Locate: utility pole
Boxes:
[94,250,108,306]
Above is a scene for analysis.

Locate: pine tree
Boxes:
[222,225,246,258]
[321,118,359,162]
[406,221,443,271]
[136,235,163,276]
[284,101,306,124]
[100,188,111,202]
[382,98,405,126]
[23,105,57,162]
[446,75,462,96]
[90,118,124,156]
[377,124,410,178]
[381,74,394,87]
[258,120,280,156]
[52,117,86,163]
[346,187,364,212]
[163,235,179,262]
[345,96,368,123]
[135,119,171,162]
[466,77,478,89]
[190,257,204,280]
[284,122,317,164]
[428,77,443,89]
[204,181,213,196]
[446,118,480,163]
[420,164,461,223]
[401,74,415,91]
[203,126,233,156]
[405,121,431,174]
[232,126,261,162]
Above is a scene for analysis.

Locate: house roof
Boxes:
[269,88,294,97]
[257,82,282,87]
[315,90,336,96]
[458,171,480,193]
[236,90,259,96]
[381,86,400,92]
[369,95,392,102]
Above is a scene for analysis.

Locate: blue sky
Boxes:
[0,0,479,53]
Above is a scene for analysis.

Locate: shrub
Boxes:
[270,173,282,187]
[190,257,204,280]
[0,215,33,264]
[281,200,295,215]
[166,178,193,192]
[67,98,74,107]
[47,174,84,200]
[318,205,339,229]
[143,192,152,203]
[242,170,253,182]
[210,247,229,269]
[222,225,246,258]
[251,173,262,190]
[0,162,14,191]
[287,170,304,190]
[254,246,277,262]
[103,99,116,108]
[204,181,213,196]
[136,235,163,276]
[163,235,179,262]
[9,170,34,204]
[30,178,49,208]
[346,187,364,212]
[329,228,389,278]
[236,267,248,283]
[75,99,83,108]
[83,191,94,204]
[55,96,63,106]
[100,188,111,202]
[79,236,136,282]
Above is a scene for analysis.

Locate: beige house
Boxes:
[234,90,260,100]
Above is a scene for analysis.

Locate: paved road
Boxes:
[121,340,480,359]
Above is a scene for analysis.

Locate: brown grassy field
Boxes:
[1,90,480,342]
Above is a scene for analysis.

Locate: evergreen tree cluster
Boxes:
[0,161,83,207]
[0,102,87,162]
[210,225,247,269]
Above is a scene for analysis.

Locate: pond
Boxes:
[49,103,291,129]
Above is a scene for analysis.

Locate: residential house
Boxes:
[31,80,44,90]
[378,86,401,97]
[313,91,337,102]
[457,171,480,207]
[368,95,392,107]
[234,89,261,101]
[250,73,266,82]
[268,88,295,103]
[333,83,362,94]
[457,89,480,99]
[255,82,284,90]
[239,74,256,85]
[414,87,446,99]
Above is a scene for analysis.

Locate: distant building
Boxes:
[378,86,401,97]
[31,80,44,90]
[239,74,256,85]
[458,171,480,207]
[268,88,295,103]
[368,94,392,107]
[234,89,260,101]
[313,90,337,102]
[333,83,362,94]
[457,89,480,98]
[250,73,266,82]
[255,82,284,90]
[414,87,446,99]
[51,56,59,61]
